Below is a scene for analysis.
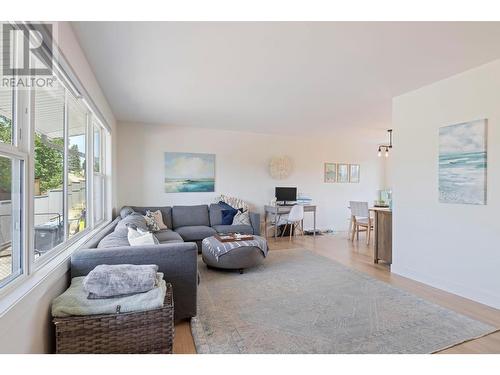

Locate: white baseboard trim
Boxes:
[391,263,500,310]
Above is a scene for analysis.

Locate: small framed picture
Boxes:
[349,164,360,183]
[324,163,337,183]
[337,163,349,183]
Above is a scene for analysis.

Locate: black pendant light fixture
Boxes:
[378,129,393,158]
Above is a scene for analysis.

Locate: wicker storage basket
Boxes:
[54,283,174,354]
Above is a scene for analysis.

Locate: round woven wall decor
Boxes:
[269,156,293,179]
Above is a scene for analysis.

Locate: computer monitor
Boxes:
[275,187,297,204]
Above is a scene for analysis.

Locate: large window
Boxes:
[33,83,65,257]
[32,81,110,263]
[67,94,87,238]
[0,155,23,287]
[93,123,105,225]
[0,26,13,146]
[0,22,112,292]
[0,25,23,287]
[0,88,13,146]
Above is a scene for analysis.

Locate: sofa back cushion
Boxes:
[209,203,224,226]
[84,217,121,249]
[129,206,173,229]
[97,231,131,248]
[120,206,135,219]
[115,212,149,234]
[172,205,210,228]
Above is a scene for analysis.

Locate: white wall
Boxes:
[391,59,500,309]
[0,21,116,353]
[0,263,69,353]
[117,123,385,232]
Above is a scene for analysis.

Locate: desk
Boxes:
[264,205,317,239]
[369,208,392,264]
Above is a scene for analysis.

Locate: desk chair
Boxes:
[281,204,304,239]
[349,201,373,245]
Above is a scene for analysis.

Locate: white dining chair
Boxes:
[349,201,373,245]
[281,204,304,239]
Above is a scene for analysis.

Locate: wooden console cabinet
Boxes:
[373,209,392,264]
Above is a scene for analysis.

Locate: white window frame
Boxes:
[30,85,92,269]
[0,149,27,289]
[92,120,107,227]
[0,49,29,290]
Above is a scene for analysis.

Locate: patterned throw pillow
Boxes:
[150,210,168,230]
[232,210,251,226]
[216,195,249,212]
[144,211,160,232]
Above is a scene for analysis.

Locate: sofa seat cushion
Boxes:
[175,225,216,241]
[212,224,254,235]
[172,205,210,229]
[154,229,184,243]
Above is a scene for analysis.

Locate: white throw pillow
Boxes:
[232,210,251,226]
[127,227,156,246]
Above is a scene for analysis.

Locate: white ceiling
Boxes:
[72,22,500,135]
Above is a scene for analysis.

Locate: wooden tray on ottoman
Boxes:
[53,283,174,354]
[215,233,254,242]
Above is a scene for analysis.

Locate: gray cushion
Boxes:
[97,231,130,248]
[130,206,173,230]
[85,217,121,249]
[209,203,224,226]
[212,224,254,235]
[175,225,216,241]
[172,205,210,229]
[154,229,184,243]
[115,212,149,233]
[120,206,135,219]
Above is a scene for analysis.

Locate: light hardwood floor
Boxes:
[173,233,500,354]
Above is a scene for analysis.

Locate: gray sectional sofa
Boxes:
[128,204,260,249]
[70,204,260,321]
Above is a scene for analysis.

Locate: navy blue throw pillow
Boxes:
[218,201,245,212]
[221,209,238,225]
[218,201,235,210]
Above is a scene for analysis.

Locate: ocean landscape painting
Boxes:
[165,152,215,193]
[439,120,487,205]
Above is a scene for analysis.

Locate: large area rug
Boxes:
[191,249,496,353]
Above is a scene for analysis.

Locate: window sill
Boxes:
[0,219,111,317]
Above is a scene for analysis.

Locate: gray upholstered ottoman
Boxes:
[201,235,267,273]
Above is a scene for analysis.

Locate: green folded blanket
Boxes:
[52,272,166,317]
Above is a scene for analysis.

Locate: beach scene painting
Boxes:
[165,152,215,193]
[439,120,487,205]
